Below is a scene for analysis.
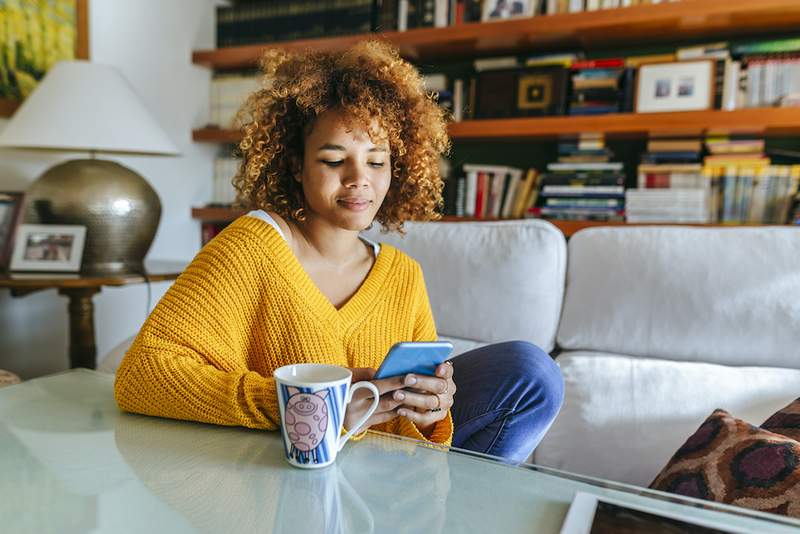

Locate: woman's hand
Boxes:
[343,368,407,434]
[394,361,456,436]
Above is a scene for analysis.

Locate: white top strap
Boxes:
[246,209,381,257]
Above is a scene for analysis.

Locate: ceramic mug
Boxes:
[274,364,380,468]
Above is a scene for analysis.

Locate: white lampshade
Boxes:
[0,60,179,155]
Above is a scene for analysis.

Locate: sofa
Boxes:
[103,219,800,488]
[364,220,800,487]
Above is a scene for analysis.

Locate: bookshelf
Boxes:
[194,108,800,143]
[193,0,800,68]
[193,0,800,233]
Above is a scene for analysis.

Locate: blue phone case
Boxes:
[373,341,454,379]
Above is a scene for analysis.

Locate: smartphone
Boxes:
[373,341,454,380]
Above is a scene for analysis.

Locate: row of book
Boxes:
[442,165,539,219]
[208,72,260,130]
[216,0,682,47]
[217,0,373,47]
[628,165,800,224]
[212,157,240,205]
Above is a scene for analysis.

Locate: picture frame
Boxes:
[9,224,87,273]
[476,66,568,119]
[0,0,89,117]
[482,0,537,22]
[635,60,715,114]
[0,192,25,270]
[516,66,569,117]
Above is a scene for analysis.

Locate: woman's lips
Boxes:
[337,198,371,211]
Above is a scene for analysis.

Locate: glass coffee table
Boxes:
[2,369,799,533]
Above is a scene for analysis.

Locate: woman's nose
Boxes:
[342,161,369,188]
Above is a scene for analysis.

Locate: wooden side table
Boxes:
[0,260,184,370]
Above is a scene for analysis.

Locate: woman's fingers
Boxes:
[403,373,451,396]
[365,408,400,427]
[393,389,444,411]
[397,406,440,427]
[350,375,407,404]
[435,361,454,380]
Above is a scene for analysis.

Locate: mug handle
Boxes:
[338,381,380,452]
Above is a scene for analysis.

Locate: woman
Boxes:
[115,40,563,463]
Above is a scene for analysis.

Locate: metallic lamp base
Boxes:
[24,159,161,274]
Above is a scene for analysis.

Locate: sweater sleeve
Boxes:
[114,230,280,430]
[373,263,454,446]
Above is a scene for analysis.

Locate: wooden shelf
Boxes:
[192,206,246,221]
[193,0,800,69]
[191,207,793,238]
[192,128,241,143]
[193,108,800,143]
[449,108,800,140]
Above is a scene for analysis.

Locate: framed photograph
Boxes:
[0,0,89,117]
[0,192,25,270]
[9,224,87,273]
[635,60,715,114]
[482,0,536,21]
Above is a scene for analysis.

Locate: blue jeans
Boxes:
[450,341,564,464]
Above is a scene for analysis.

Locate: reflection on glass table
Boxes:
[1,369,800,534]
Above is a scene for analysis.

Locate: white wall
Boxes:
[0,0,220,378]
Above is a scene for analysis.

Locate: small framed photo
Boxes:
[635,60,715,113]
[10,224,87,273]
[0,192,25,270]
[482,0,536,21]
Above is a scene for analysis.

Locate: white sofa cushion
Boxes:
[364,220,567,352]
[437,335,488,358]
[557,227,800,368]
[534,352,800,487]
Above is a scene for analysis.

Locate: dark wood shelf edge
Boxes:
[193,108,800,143]
[191,208,794,237]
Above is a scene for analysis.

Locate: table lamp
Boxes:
[0,60,179,274]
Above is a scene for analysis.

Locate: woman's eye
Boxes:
[368,162,385,168]
[322,160,344,167]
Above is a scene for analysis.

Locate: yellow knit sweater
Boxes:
[114,215,453,445]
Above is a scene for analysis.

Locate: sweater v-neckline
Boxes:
[239,216,394,326]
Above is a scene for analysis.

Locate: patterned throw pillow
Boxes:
[762,398,800,442]
[649,409,800,518]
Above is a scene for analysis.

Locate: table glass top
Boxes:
[2,369,799,534]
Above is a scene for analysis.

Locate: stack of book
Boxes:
[529,136,625,221]
[627,139,707,223]
[216,1,373,47]
[703,138,800,223]
[208,72,261,129]
[733,38,800,108]
[443,164,538,219]
[569,58,634,115]
[570,0,680,13]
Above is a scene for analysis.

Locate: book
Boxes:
[547,162,624,172]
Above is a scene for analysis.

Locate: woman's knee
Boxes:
[498,341,564,416]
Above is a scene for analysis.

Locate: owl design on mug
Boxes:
[284,388,329,464]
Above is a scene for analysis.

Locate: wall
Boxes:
[0,0,220,378]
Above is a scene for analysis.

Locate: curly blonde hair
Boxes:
[233,40,451,232]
